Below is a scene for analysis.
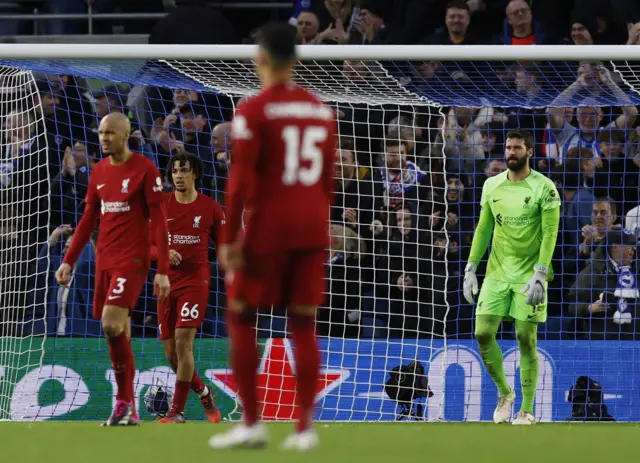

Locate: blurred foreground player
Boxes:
[56,113,171,426]
[151,152,224,424]
[208,22,337,450]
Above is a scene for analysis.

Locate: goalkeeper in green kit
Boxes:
[463,129,560,426]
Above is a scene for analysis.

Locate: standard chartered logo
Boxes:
[497,214,530,227]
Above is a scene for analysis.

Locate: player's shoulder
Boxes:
[196,192,219,207]
[529,169,556,190]
[483,170,508,193]
[131,151,158,170]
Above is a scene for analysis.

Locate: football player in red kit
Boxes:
[56,112,171,426]
[152,152,225,424]
[208,22,336,451]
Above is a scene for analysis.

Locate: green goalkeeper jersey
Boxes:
[469,169,561,284]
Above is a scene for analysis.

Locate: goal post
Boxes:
[0,44,639,422]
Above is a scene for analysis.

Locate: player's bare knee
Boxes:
[101,317,124,337]
[162,341,178,371]
[175,338,193,359]
[101,306,128,337]
[290,305,316,319]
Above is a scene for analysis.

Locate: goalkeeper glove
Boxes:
[520,265,547,306]
[463,262,478,304]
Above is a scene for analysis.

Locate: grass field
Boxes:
[3,422,640,463]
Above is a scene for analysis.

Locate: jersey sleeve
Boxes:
[537,179,561,271]
[63,174,100,268]
[145,162,170,273]
[539,179,561,212]
[209,200,226,250]
[220,103,262,245]
[143,161,165,207]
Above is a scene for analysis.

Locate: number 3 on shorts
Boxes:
[107,277,127,300]
[180,302,199,320]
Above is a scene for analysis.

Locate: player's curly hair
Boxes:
[167,152,203,189]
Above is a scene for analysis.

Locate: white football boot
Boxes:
[281,428,319,452]
[512,411,535,426]
[208,422,268,449]
[493,389,516,423]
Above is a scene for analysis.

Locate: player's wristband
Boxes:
[464,262,478,274]
[534,264,548,275]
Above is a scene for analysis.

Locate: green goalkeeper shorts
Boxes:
[475,277,547,323]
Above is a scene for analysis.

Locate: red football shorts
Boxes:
[93,266,148,319]
[157,285,209,340]
[227,248,327,308]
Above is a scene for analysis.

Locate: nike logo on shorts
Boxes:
[97,184,106,189]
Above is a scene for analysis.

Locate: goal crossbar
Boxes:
[0,44,638,61]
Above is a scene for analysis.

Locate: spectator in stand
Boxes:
[377,140,427,211]
[569,11,598,45]
[591,131,640,214]
[319,224,364,338]
[547,62,638,164]
[148,0,236,44]
[629,22,640,45]
[495,0,560,45]
[370,203,429,338]
[348,0,391,45]
[332,136,376,239]
[34,79,72,169]
[50,132,100,227]
[441,107,485,173]
[311,0,352,31]
[56,74,94,141]
[569,230,639,340]
[552,161,595,248]
[423,1,481,45]
[577,197,619,265]
[1,111,51,249]
[296,11,320,43]
[210,122,231,200]
[93,85,129,122]
[34,225,99,336]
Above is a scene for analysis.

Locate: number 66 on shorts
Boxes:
[157,287,208,341]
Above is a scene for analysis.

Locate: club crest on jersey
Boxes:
[193,216,202,228]
[523,196,531,208]
[121,178,130,193]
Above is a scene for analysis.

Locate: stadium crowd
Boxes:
[1,0,640,342]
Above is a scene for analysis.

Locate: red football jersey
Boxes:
[65,152,166,271]
[163,192,225,288]
[221,82,337,253]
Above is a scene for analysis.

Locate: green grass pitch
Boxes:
[2,422,640,462]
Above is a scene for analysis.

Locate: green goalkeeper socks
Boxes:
[475,315,511,397]
[515,320,539,414]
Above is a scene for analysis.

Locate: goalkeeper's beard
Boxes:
[507,156,528,173]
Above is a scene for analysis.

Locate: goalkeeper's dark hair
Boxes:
[505,129,533,151]
[257,22,297,68]
[167,152,203,189]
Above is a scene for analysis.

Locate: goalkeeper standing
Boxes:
[463,129,560,425]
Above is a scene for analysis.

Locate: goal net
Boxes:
[1,44,640,422]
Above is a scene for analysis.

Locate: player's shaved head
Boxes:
[101,112,131,135]
[99,112,131,158]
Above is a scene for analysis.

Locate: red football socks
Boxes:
[172,380,191,414]
[190,372,207,396]
[290,314,319,433]
[107,331,135,403]
[227,311,259,426]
